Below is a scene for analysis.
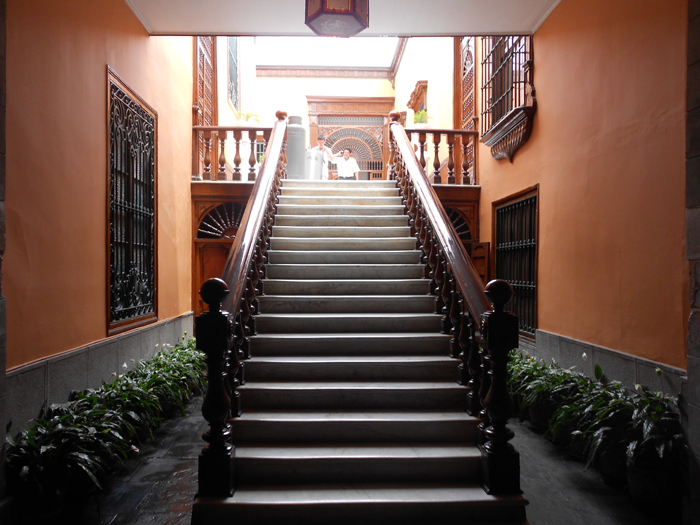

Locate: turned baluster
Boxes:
[408,188,418,238]
[196,277,235,498]
[478,351,492,441]
[480,279,520,495]
[418,132,427,171]
[449,286,462,358]
[458,302,473,384]
[246,272,258,335]
[440,264,453,334]
[427,236,438,295]
[387,130,396,181]
[432,133,442,184]
[248,130,257,181]
[466,309,482,415]
[432,250,445,314]
[217,131,228,180]
[238,291,252,360]
[254,239,266,294]
[203,130,213,180]
[233,311,247,389]
[446,133,456,184]
[232,130,242,180]
[461,137,470,185]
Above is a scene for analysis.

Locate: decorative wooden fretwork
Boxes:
[228,37,239,112]
[460,37,477,183]
[108,68,157,334]
[444,206,472,245]
[193,37,218,179]
[198,203,245,239]
[494,189,538,335]
[480,36,536,162]
[307,96,394,179]
[319,115,384,126]
[321,125,384,180]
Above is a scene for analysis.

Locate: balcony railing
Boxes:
[402,128,478,185]
[192,125,273,181]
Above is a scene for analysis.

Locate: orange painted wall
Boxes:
[5,0,193,368]
[477,0,688,368]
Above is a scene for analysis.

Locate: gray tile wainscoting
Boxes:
[5,313,193,436]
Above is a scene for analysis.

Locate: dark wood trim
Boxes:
[256,38,408,87]
[481,105,536,162]
[490,184,539,336]
[407,80,428,113]
[453,37,462,129]
[106,66,159,336]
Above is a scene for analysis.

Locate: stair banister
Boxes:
[195,111,288,499]
[389,110,521,495]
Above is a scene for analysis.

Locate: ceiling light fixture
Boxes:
[305,0,369,38]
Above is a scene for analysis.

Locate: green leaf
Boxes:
[594,364,603,381]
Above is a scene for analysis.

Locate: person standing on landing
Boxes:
[309,134,334,180]
[331,147,360,180]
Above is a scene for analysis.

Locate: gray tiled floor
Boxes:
[3,395,675,524]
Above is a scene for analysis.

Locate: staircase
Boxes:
[195,179,527,524]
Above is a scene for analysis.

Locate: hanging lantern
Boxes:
[305,0,369,38]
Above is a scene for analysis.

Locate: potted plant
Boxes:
[413,109,429,125]
[625,388,686,509]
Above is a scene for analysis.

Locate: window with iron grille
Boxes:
[108,69,157,334]
[494,190,537,336]
[479,36,536,162]
[480,36,532,133]
[228,37,239,111]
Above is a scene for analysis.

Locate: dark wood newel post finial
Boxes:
[389,110,401,123]
[479,279,521,495]
[196,277,235,498]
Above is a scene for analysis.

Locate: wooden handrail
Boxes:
[389,111,521,495]
[391,120,489,321]
[194,111,287,499]
[219,116,285,314]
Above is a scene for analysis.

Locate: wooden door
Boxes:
[193,36,218,178]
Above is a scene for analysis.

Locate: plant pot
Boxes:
[598,445,627,488]
[528,401,556,431]
[627,461,681,507]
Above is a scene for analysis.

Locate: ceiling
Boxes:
[125,0,562,37]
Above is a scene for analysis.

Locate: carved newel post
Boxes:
[196,277,235,498]
[479,279,520,494]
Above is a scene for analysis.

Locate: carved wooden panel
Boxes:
[191,181,253,315]
[469,242,490,285]
[107,68,157,335]
[195,241,233,316]
[308,96,394,179]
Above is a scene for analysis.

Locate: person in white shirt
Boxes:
[309,134,334,180]
[331,148,361,180]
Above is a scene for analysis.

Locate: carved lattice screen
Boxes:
[193,36,217,178]
[319,116,385,179]
[108,69,157,334]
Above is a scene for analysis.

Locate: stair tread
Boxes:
[201,483,526,505]
[239,381,464,389]
[252,332,452,339]
[255,313,441,319]
[236,444,480,459]
[249,356,455,363]
[238,410,476,421]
